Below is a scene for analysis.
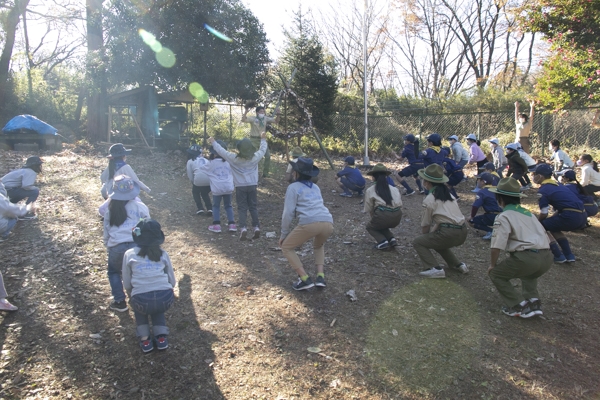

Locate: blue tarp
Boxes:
[2,114,57,135]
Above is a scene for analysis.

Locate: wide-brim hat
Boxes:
[465,133,477,141]
[24,156,43,167]
[488,138,500,145]
[107,143,132,158]
[132,218,165,247]
[488,177,527,197]
[417,164,449,183]
[236,138,256,158]
[108,175,140,201]
[290,157,320,177]
[367,163,391,176]
[289,146,306,158]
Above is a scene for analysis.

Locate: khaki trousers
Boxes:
[412,225,467,269]
[366,208,402,243]
[281,222,334,271]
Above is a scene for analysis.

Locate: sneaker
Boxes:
[252,226,260,239]
[292,277,314,291]
[357,191,364,196]
[419,190,426,194]
[405,190,415,196]
[419,267,445,278]
[502,304,536,318]
[454,262,469,274]
[228,224,237,232]
[208,224,222,233]
[389,238,398,247]
[339,193,353,198]
[315,276,327,288]
[155,335,168,350]
[0,298,18,311]
[554,254,567,263]
[109,300,128,312]
[196,210,204,215]
[565,254,576,262]
[17,212,37,220]
[140,338,154,353]
[375,241,389,250]
[240,228,248,241]
[207,209,213,215]
[482,232,493,240]
[528,299,543,316]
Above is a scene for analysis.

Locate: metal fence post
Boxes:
[477,113,481,139]
[229,104,233,143]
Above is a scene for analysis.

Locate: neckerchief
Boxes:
[503,203,532,217]
[430,146,441,153]
[115,159,127,171]
[298,180,313,188]
[256,115,266,128]
[540,178,558,186]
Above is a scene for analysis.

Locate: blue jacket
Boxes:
[337,166,366,187]
[442,158,463,176]
[401,143,423,166]
[538,181,584,213]
[472,187,503,214]
[420,147,449,167]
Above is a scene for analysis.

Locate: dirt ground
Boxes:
[1,144,600,400]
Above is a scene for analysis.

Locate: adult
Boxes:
[241,105,280,178]
[515,100,535,153]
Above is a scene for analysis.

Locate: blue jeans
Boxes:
[7,187,39,204]
[107,242,136,302]
[130,289,174,338]
[236,185,259,228]
[0,218,17,238]
[212,194,235,224]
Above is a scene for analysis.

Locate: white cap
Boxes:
[466,133,477,141]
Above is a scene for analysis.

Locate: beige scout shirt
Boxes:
[516,121,532,140]
[245,115,276,138]
[420,193,465,227]
[491,204,550,252]
[363,184,402,215]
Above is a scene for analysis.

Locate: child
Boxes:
[561,170,598,217]
[488,138,507,178]
[515,100,535,153]
[286,146,306,183]
[123,218,176,353]
[483,162,501,186]
[364,164,402,250]
[280,158,334,290]
[468,173,503,240]
[465,134,487,170]
[487,177,552,318]
[198,140,236,233]
[441,156,464,199]
[0,270,18,311]
[241,105,280,177]
[516,142,537,173]
[420,133,449,167]
[391,134,425,195]
[447,135,470,167]
[100,143,151,199]
[336,156,366,197]
[531,163,587,263]
[103,175,150,312]
[1,156,43,219]
[0,181,31,241]
[577,154,600,198]
[504,143,532,191]
[209,133,267,240]
[413,164,468,278]
[548,139,574,174]
[186,144,212,215]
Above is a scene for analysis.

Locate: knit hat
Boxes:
[132,218,165,247]
[476,172,495,185]
[209,140,227,155]
[488,177,527,198]
[447,135,459,141]
[367,163,391,176]
[187,144,202,155]
[488,138,500,145]
[465,133,477,141]
[290,157,320,177]
[236,138,256,158]
[108,175,140,201]
[24,156,43,167]
[562,170,576,181]
[344,156,355,165]
[403,134,416,143]
[417,164,449,183]
[289,146,306,158]
[107,143,132,158]
[533,163,553,177]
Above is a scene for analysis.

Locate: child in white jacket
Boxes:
[186,145,212,215]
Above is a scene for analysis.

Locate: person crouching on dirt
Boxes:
[0,181,32,241]
[504,143,532,191]
[103,175,150,313]
[123,218,176,353]
[186,144,213,216]
[561,169,598,218]
[209,133,267,240]
[364,164,402,250]
[336,156,366,197]
[391,134,425,195]
[441,154,464,199]
[487,177,552,318]
[280,158,334,291]
[1,156,43,220]
[468,173,502,241]
[100,143,151,200]
[412,164,468,278]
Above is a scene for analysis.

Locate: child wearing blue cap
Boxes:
[420,133,449,167]
[561,170,598,217]
[531,163,587,263]
[468,173,503,240]
[186,144,212,215]
[483,162,501,186]
[441,156,464,199]
[392,134,425,195]
[336,156,366,197]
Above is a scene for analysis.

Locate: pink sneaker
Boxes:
[228,224,237,232]
[0,298,18,311]
[208,224,221,233]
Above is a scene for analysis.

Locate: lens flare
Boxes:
[204,24,233,42]
[156,48,176,68]
[189,82,209,103]
[138,29,157,46]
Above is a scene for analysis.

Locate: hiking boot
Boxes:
[110,300,128,312]
[419,267,445,278]
[502,303,535,318]
[482,232,493,240]
[252,226,261,239]
[140,338,154,353]
[389,238,398,247]
[18,212,37,220]
[528,299,543,316]
[375,241,389,250]
[0,298,18,311]
[240,228,248,241]
[155,335,168,350]
[292,277,314,291]
[554,254,567,263]
[565,254,576,262]
[453,262,469,274]
[208,224,222,233]
[228,224,237,232]
[315,276,327,288]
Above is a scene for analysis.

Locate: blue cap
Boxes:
[563,170,576,181]
[533,163,553,177]
[426,133,442,144]
[403,134,416,143]
[483,162,495,170]
[476,172,495,185]
[344,156,355,165]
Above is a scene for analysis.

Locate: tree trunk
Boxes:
[86,0,107,143]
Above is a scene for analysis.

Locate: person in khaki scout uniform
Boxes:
[488,178,553,318]
[413,164,468,278]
